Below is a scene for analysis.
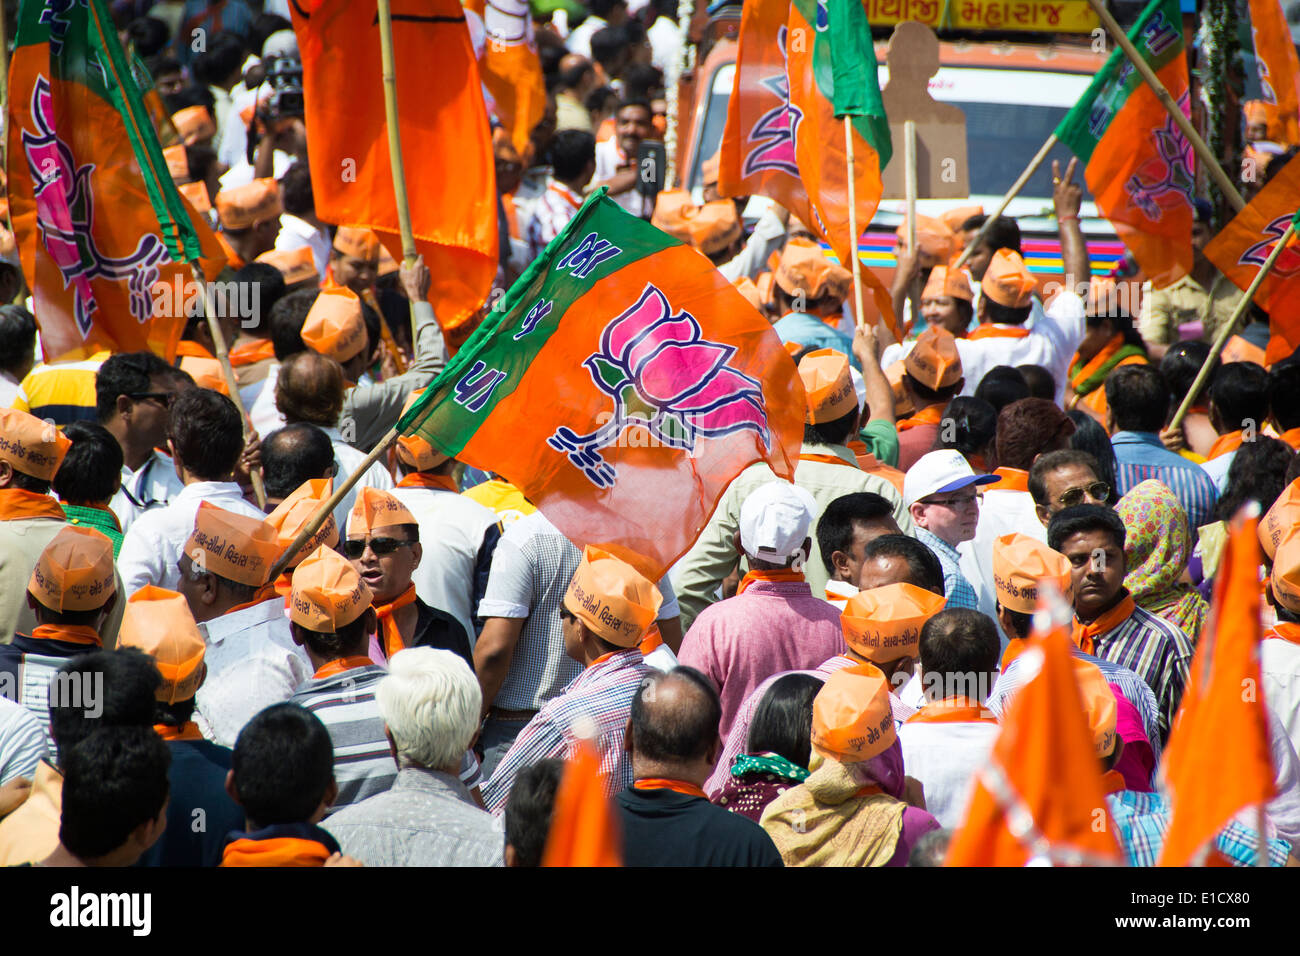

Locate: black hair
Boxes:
[126,16,171,58]
[1027,448,1102,507]
[1214,436,1294,522]
[144,53,181,80]
[503,758,564,867]
[1000,606,1034,639]
[231,703,335,826]
[630,667,722,763]
[1084,308,1146,355]
[53,422,124,505]
[903,370,963,407]
[1271,359,1300,431]
[919,608,1000,680]
[1047,503,1126,554]
[191,32,246,87]
[1066,410,1119,503]
[983,298,1033,326]
[49,648,162,768]
[262,424,336,501]
[552,129,597,181]
[279,161,315,220]
[590,25,629,71]
[0,304,37,375]
[168,388,244,481]
[163,86,216,116]
[184,142,218,185]
[623,63,664,102]
[932,396,997,461]
[270,289,320,361]
[1159,340,1216,420]
[154,697,196,728]
[974,221,1022,256]
[1105,364,1169,433]
[250,13,293,55]
[861,534,945,596]
[359,298,382,361]
[1016,364,1056,401]
[8,469,51,494]
[95,350,177,421]
[289,616,371,660]
[747,673,823,770]
[974,365,1029,413]
[587,0,625,18]
[232,261,287,335]
[60,726,171,859]
[1263,145,1299,187]
[559,58,595,91]
[816,492,895,570]
[584,84,619,113]
[1208,361,1270,433]
[617,98,653,119]
[803,407,859,447]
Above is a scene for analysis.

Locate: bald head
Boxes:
[275,350,345,428]
[628,668,721,781]
[558,54,595,94]
[261,423,336,503]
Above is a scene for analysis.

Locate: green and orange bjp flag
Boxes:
[541,741,621,867]
[1055,0,1194,290]
[397,189,805,581]
[945,588,1124,866]
[5,0,225,363]
[1158,508,1276,866]
[290,0,497,337]
[466,0,546,163]
[1203,163,1300,365]
[1249,0,1300,147]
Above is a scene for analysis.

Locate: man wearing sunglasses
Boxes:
[904,451,997,613]
[1028,449,1111,528]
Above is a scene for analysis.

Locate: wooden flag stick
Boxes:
[954,133,1057,269]
[266,424,403,582]
[377,0,418,267]
[191,261,266,509]
[904,120,920,336]
[1169,221,1294,430]
[1085,0,1245,212]
[844,118,867,329]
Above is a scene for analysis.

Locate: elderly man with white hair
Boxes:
[324,647,503,866]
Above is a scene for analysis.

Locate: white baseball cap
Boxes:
[903,449,999,508]
[739,481,818,563]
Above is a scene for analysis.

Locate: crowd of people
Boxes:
[0,0,1297,869]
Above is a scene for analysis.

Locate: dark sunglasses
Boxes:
[343,537,416,559]
[1058,481,1110,508]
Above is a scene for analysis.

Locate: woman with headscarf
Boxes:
[1116,479,1207,644]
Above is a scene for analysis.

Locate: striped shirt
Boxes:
[1111,431,1219,529]
[0,632,95,754]
[10,351,109,425]
[1106,790,1289,867]
[914,528,979,611]
[482,647,650,814]
[1084,602,1192,744]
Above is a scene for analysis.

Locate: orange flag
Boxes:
[1157,509,1276,865]
[1249,0,1300,146]
[945,594,1124,866]
[540,741,622,867]
[290,0,498,336]
[466,0,546,163]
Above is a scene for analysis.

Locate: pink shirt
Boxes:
[677,580,846,744]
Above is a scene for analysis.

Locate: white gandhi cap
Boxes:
[739,480,818,563]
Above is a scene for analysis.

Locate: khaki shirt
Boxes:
[1138,273,1246,346]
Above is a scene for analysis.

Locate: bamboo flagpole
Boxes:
[903,120,920,335]
[844,118,867,329]
[953,133,1057,269]
[1168,221,1295,430]
[1085,0,1245,213]
[377,0,419,268]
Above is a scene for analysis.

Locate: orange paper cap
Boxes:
[377,243,399,278]
[651,190,741,256]
[841,582,946,662]
[290,544,374,631]
[28,526,116,613]
[332,226,383,263]
[992,533,1073,614]
[266,478,339,568]
[178,181,212,215]
[940,204,984,236]
[1260,477,1300,560]
[0,408,72,480]
[773,237,852,304]
[184,501,280,587]
[172,106,215,146]
[886,359,915,417]
[732,276,764,311]
[117,586,206,705]
[301,286,367,363]
[981,249,1036,308]
[395,389,449,471]
[256,246,320,287]
[895,214,955,259]
[215,178,282,231]
[1072,657,1118,758]
[811,663,897,763]
[347,486,417,538]
[164,144,190,182]
[562,545,663,647]
[904,326,963,390]
[798,348,857,424]
[921,263,974,303]
[1271,532,1300,613]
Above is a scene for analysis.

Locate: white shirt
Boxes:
[564,14,606,57]
[0,371,21,410]
[898,718,1000,829]
[1200,450,1235,495]
[960,488,1045,646]
[823,579,858,612]
[274,212,332,280]
[390,484,501,644]
[218,149,295,192]
[716,201,787,283]
[110,449,186,534]
[1263,636,1300,761]
[648,15,684,84]
[116,481,266,595]
[593,138,653,218]
[248,361,286,439]
[320,424,396,531]
[0,692,48,785]
[194,598,313,748]
[954,291,1085,405]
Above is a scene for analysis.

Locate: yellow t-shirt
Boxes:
[462,479,536,527]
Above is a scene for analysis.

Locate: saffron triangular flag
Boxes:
[467,0,546,163]
[541,741,622,867]
[1248,0,1300,147]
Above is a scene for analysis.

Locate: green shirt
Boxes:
[859,419,900,468]
[61,504,124,558]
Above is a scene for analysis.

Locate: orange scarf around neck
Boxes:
[396,472,459,492]
[313,655,375,680]
[634,778,707,798]
[375,584,418,658]
[31,624,101,647]
[0,489,66,522]
[220,837,333,867]
[905,696,997,724]
[1205,430,1245,461]
[967,324,1030,340]
[798,451,858,468]
[1265,622,1300,647]
[229,337,275,367]
[736,568,804,596]
[154,722,204,742]
[175,340,214,359]
[897,403,946,431]
[1000,638,1028,672]
[1069,333,1123,393]
[1072,593,1136,655]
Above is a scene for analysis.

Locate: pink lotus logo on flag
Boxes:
[1125,92,1194,222]
[548,283,772,487]
[21,75,170,337]
[743,25,802,179]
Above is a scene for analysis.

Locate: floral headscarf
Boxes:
[1116,479,1208,642]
